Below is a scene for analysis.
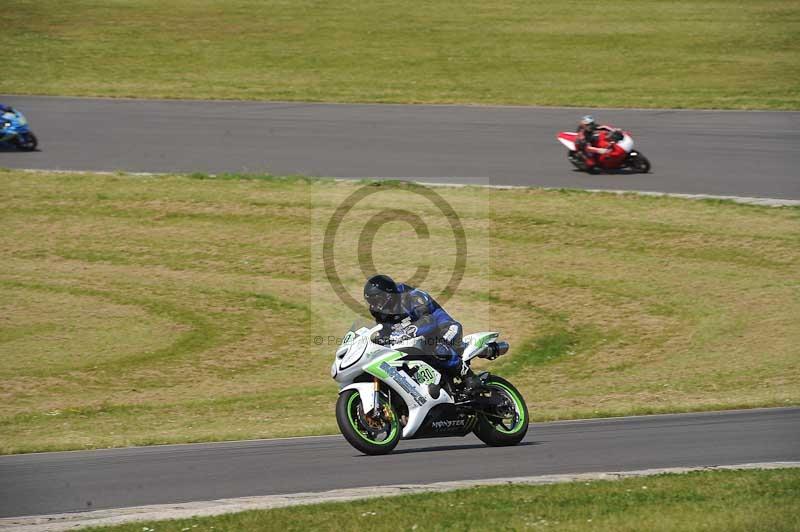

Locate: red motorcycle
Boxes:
[556,127,651,174]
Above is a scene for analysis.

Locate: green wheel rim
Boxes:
[484,382,527,434]
[346,392,399,445]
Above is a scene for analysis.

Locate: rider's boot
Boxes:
[452,362,482,396]
[583,153,600,174]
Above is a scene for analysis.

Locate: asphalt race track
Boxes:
[1,96,798,199]
[1,408,798,518]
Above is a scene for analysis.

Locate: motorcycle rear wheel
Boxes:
[567,151,584,171]
[473,376,529,446]
[14,133,37,151]
[336,390,400,455]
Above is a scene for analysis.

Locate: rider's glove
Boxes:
[374,334,391,346]
[442,324,458,343]
[392,317,412,332]
[389,330,411,343]
[389,322,418,343]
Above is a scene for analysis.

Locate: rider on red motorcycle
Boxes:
[556,119,650,174]
[576,115,627,172]
[575,115,599,170]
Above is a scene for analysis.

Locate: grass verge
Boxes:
[83,468,800,531]
[1,170,799,454]
[3,1,799,109]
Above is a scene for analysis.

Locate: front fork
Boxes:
[372,377,382,417]
[370,377,397,425]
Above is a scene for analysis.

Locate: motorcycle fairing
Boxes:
[462,332,499,361]
[361,350,453,438]
[408,403,477,439]
[556,132,577,151]
[617,133,634,153]
[1,110,33,143]
[406,360,441,385]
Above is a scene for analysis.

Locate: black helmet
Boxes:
[364,274,399,314]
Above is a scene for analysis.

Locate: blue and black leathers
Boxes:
[370,283,463,372]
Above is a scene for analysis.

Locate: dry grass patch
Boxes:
[0,170,798,453]
[3,1,799,108]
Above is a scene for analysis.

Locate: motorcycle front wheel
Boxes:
[629,153,651,173]
[14,132,37,151]
[473,376,529,446]
[336,389,400,455]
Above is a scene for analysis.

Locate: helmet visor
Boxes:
[365,290,395,313]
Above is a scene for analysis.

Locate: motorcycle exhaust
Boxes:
[481,341,509,360]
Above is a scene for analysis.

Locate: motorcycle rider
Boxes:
[1,104,14,139]
[575,115,610,172]
[575,115,598,169]
[363,274,480,393]
[575,115,616,173]
[0,104,14,132]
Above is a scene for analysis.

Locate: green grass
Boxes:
[84,468,800,531]
[3,0,799,109]
[1,170,799,454]
[496,325,607,377]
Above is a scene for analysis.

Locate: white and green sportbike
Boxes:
[331,323,528,455]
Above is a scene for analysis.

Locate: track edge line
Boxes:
[3,461,799,531]
[9,168,800,206]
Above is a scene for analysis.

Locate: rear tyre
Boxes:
[336,390,400,455]
[14,132,37,151]
[567,151,584,171]
[629,153,650,173]
[473,376,529,446]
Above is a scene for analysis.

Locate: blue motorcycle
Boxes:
[1,107,38,151]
